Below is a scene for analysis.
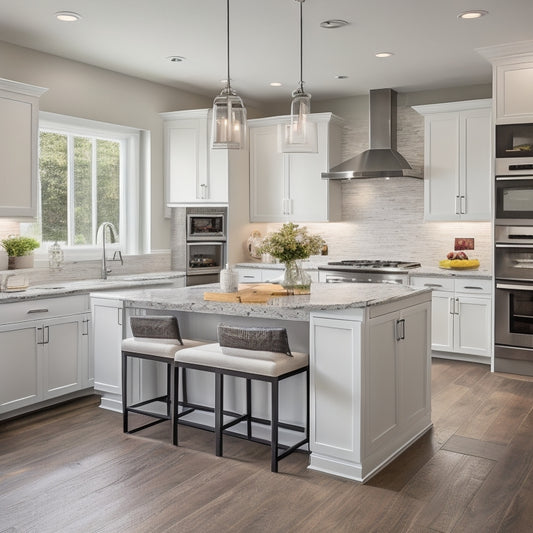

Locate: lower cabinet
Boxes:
[0,296,91,415]
[309,294,432,482]
[410,276,492,363]
[236,266,318,284]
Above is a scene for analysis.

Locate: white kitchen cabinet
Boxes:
[248,113,343,222]
[0,78,47,217]
[236,265,318,284]
[410,276,492,363]
[0,296,90,415]
[309,293,431,482]
[413,100,492,221]
[92,296,125,412]
[161,109,248,206]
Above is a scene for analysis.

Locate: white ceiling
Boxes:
[0,0,532,106]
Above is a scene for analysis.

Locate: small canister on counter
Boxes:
[220,264,239,293]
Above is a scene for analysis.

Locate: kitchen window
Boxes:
[20,113,147,258]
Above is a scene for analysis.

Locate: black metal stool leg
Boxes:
[246,378,252,439]
[271,379,279,473]
[173,365,180,445]
[166,362,171,418]
[182,367,188,404]
[122,351,128,433]
[215,372,224,457]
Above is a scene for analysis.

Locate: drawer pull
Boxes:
[424,283,443,288]
[463,286,483,290]
[27,308,49,314]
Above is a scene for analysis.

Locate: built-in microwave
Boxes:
[186,212,226,241]
[495,173,533,224]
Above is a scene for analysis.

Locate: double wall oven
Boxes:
[185,207,226,286]
[494,123,533,374]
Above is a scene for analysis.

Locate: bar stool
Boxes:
[121,315,205,438]
[173,324,309,472]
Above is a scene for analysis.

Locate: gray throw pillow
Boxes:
[130,316,183,345]
[217,324,292,356]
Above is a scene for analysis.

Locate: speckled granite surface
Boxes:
[0,272,185,303]
[90,282,431,322]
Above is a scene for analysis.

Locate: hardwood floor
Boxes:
[2,359,533,532]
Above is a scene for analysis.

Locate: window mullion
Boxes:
[67,134,75,246]
[92,138,98,245]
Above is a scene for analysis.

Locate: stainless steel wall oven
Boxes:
[494,225,533,374]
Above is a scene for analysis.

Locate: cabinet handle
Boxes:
[396,319,405,341]
[449,298,455,315]
[243,275,255,279]
[460,195,466,214]
[117,308,122,326]
[455,297,460,315]
[37,326,49,345]
[424,283,443,288]
[199,183,208,200]
[455,195,460,215]
[82,318,90,336]
[27,308,49,314]
[463,286,483,290]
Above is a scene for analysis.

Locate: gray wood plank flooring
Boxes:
[2,359,533,533]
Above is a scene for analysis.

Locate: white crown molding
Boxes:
[477,40,533,63]
[0,77,48,98]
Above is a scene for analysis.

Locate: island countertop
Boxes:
[91,282,431,322]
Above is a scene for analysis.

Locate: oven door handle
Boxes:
[496,175,533,181]
[188,241,225,246]
[496,283,533,291]
[495,243,533,248]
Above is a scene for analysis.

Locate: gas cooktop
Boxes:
[318,260,421,272]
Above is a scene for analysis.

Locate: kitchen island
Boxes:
[92,282,432,482]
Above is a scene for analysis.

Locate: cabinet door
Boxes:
[460,108,492,221]
[398,303,431,426]
[43,315,84,399]
[424,112,461,221]
[249,125,285,222]
[431,292,455,352]
[92,299,124,395]
[454,295,492,358]
[0,82,44,218]
[0,322,40,413]
[166,118,208,204]
[496,61,533,122]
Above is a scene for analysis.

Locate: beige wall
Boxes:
[0,40,264,251]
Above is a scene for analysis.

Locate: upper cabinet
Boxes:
[161,109,238,205]
[413,100,492,222]
[248,113,343,223]
[0,78,47,218]
[478,43,533,124]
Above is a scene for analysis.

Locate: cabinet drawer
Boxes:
[237,268,262,283]
[454,278,492,294]
[410,276,454,292]
[0,295,90,324]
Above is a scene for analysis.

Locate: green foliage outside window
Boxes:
[38,131,121,246]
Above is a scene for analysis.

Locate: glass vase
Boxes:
[281,260,312,294]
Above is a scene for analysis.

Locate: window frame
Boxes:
[34,112,145,261]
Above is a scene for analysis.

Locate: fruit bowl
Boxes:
[439,259,480,270]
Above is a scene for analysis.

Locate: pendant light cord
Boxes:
[299,0,304,93]
[226,0,231,91]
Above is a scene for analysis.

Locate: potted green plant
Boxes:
[1,236,40,269]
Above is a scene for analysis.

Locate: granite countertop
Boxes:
[90,282,431,322]
[0,271,186,303]
[235,262,492,280]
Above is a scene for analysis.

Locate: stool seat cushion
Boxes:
[174,343,308,377]
[122,337,206,359]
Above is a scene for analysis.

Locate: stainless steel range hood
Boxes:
[322,88,422,179]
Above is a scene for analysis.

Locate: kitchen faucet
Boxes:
[97,222,123,279]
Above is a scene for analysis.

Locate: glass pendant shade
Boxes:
[212,87,247,150]
[211,0,247,150]
[282,0,317,153]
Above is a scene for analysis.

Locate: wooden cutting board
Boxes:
[204,283,290,303]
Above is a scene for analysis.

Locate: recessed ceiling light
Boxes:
[335,75,349,80]
[270,82,282,87]
[458,10,488,19]
[375,52,394,58]
[55,11,82,22]
[320,19,349,29]
[167,56,186,63]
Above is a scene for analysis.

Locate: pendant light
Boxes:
[283,0,317,152]
[211,0,247,150]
